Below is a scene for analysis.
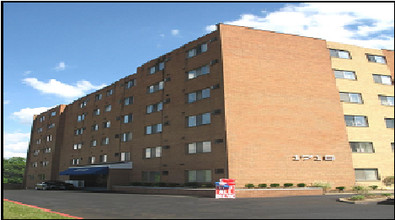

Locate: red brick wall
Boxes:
[382,49,394,80]
[219,24,355,188]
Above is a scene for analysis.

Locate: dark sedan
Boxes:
[35,181,74,190]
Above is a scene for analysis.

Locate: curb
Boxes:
[3,199,83,219]
[337,197,391,204]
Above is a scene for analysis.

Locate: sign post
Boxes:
[215,178,236,199]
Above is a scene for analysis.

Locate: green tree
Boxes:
[3,157,26,184]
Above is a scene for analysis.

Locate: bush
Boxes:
[258,184,267,188]
[142,182,153,186]
[184,182,200,188]
[312,182,331,192]
[349,195,365,201]
[130,182,143,186]
[270,183,280,188]
[383,176,394,186]
[245,183,255,188]
[382,193,392,197]
[284,183,293,187]
[201,183,214,188]
[166,183,180,187]
[297,183,306,187]
[335,186,345,192]
[369,185,378,190]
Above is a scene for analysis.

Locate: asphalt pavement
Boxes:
[3,189,394,219]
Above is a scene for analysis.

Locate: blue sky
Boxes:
[3,2,394,158]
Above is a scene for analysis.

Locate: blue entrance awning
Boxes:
[59,167,109,175]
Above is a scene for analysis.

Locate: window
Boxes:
[149,62,165,74]
[329,49,351,59]
[344,115,368,127]
[126,79,136,88]
[95,94,102,101]
[147,81,164,94]
[188,88,210,103]
[123,114,133,123]
[42,161,49,167]
[92,124,99,131]
[91,140,97,147]
[385,118,394,128]
[93,108,100,116]
[146,102,163,114]
[48,123,55,129]
[39,116,45,122]
[75,128,84,135]
[187,43,208,58]
[37,128,42,133]
[101,137,110,145]
[187,170,211,182]
[355,169,379,181]
[73,143,82,150]
[77,113,86,122]
[188,141,211,154]
[44,148,51,153]
[46,135,53,142]
[106,89,113,96]
[188,112,211,127]
[121,132,132,142]
[145,146,162,159]
[350,142,374,153]
[379,95,394,106]
[100,155,107,163]
[373,74,392,85]
[103,121,111,128]
[366,54,386,64]
[38,174,46,180]
[33,150,40,156]
[36,139,41,144]
[105,105,112,112]
[51,111,56,117]
[339,92,363,104]
[71,158,80,165]
[32,162,38,167]
[145,123,162,134]
[121,152,130,161]
[124,96,134,105]
[89,156,95,164]
[188,65,210,80]
[142,171,161,183]
[80,101,87,108]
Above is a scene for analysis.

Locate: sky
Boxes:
[2,2,394,159]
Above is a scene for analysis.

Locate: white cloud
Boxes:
[205,25,217,33]
[171,29,180,36]
[22,78,106,99]
[23,70,32,76]
[12,106,55,124]
[3,132,31,158]
[54,61,66,71]
[206,3,394,50]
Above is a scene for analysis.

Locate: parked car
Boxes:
[35,181,75,190]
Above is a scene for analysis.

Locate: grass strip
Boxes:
[3,199,82,219]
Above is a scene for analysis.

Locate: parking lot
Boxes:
[3,190,394,219]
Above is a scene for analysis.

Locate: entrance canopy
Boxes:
[60,166,109,175]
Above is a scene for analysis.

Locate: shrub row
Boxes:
[129,182,215,188]
[244,183,307,188]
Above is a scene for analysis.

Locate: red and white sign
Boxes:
[215,178,236,199]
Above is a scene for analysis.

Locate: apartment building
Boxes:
[24,24,394,190]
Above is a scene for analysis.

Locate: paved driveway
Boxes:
[3,190,394,219]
